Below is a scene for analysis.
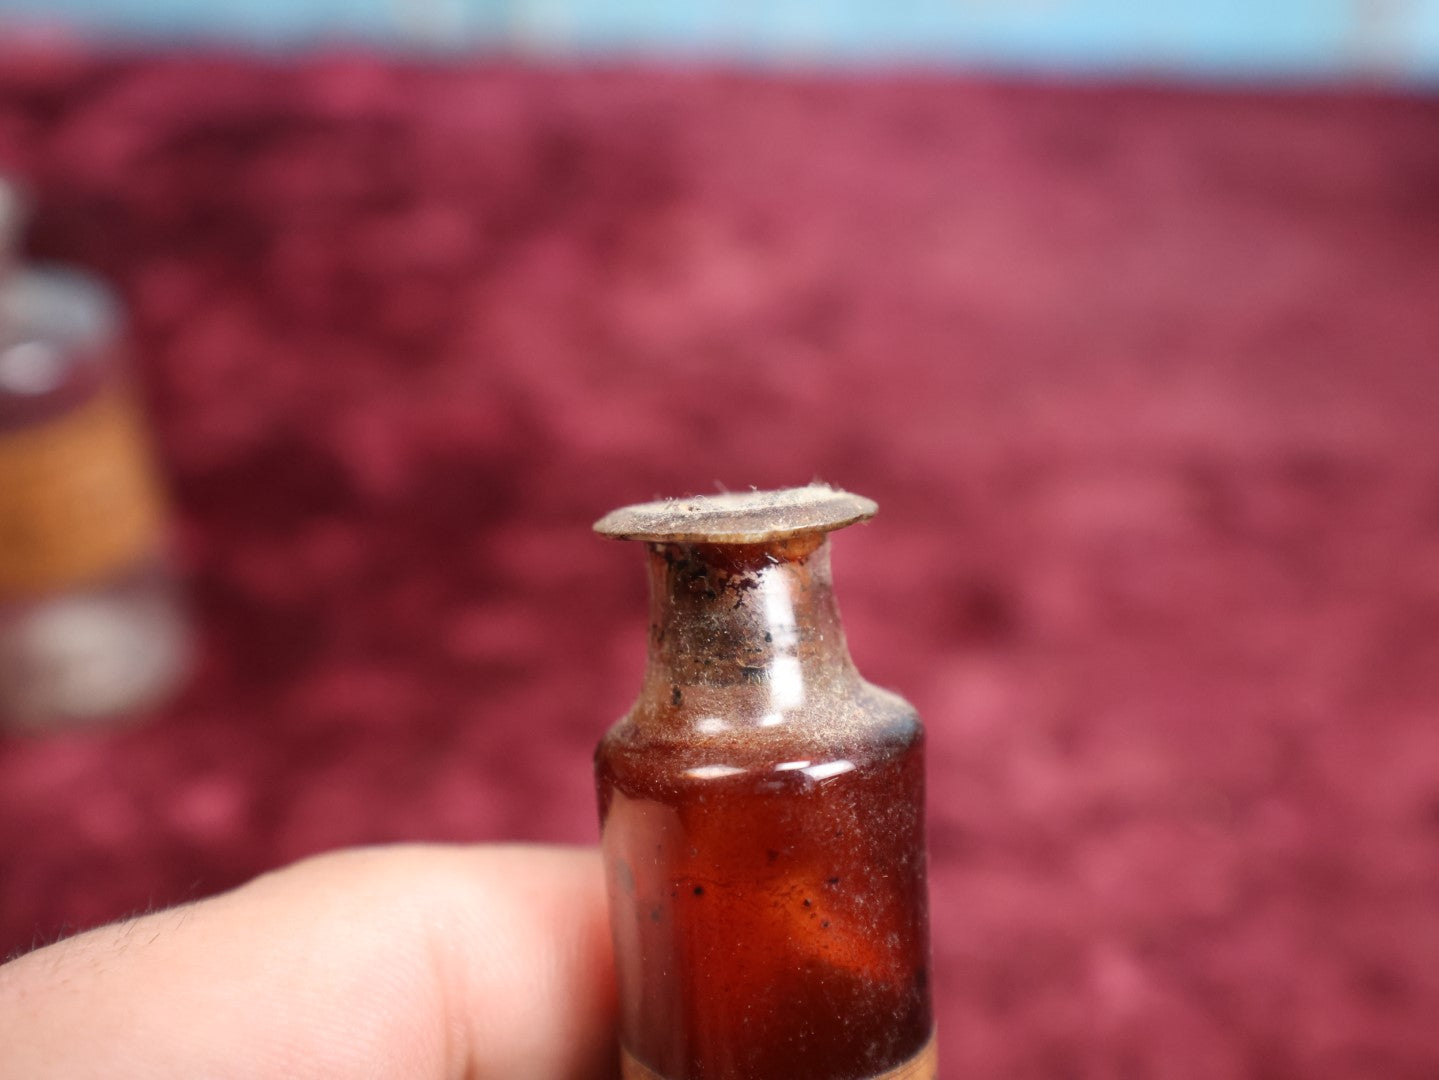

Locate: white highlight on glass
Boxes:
[761,571,804,710]
[686,764,746,780]
[803,760,856,782]
[768,656,804,710]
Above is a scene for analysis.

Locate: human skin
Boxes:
[0,844,617,1080]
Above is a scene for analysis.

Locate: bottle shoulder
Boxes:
[0,268,124,429]
[1,267,121,349]
[597,676,922,781]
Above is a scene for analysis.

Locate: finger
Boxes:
[0,844,617,1080]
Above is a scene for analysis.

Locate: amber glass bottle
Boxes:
[594,486,935,1080]
[0,176,191,729]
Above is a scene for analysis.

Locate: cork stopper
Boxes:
[595,484,877,544]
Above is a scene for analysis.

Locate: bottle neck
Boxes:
[0,181,19,274]
[638,534,857,716]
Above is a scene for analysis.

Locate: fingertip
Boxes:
[412,845,619,1079]
[245,843,619,1079]
[0,844,618,1080]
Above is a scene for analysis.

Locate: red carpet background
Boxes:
[2,53,1439,1077]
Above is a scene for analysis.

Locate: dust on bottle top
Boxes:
[594,484,877,544]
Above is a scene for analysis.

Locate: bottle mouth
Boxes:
[594,484,877,545]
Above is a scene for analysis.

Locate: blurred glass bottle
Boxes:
[0,178,191,731]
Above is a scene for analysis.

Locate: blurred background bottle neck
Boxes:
[0,176,24,282]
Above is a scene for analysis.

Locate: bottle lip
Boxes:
[594,483,877,544]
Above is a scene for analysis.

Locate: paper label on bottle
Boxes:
[620,1031,938,1079]
[0,389,166,596]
